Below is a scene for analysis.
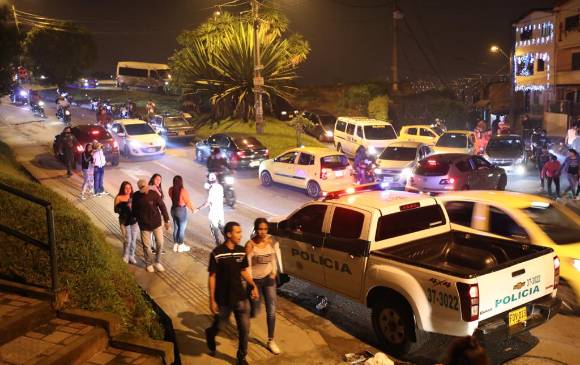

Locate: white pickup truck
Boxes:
[269,186,561,356]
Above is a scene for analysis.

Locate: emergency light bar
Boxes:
[321,182,385,201]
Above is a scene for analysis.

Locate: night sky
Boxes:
[11,0,555,85]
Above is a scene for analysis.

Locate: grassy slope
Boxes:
[195,118,327,157]
[0,140,163,338]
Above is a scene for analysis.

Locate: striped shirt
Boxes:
[208,244,249,306]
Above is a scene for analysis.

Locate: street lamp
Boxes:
[490,44,515,128]
[490,45,509,60]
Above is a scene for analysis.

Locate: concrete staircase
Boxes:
[0,282,174,365]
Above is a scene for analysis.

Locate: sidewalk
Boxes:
[7,131,374,365]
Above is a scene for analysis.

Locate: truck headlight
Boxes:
[400,167,413,179]
[573,259,580,271]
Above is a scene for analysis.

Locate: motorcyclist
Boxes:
[434,118,447,132]
[126,99,137,118]
[29,90,41,107]
[353,147,376,184]
[207,147,229,176]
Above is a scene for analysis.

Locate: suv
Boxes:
[334,117,397,158]
[270,185,560,355]
[399,125,444,146]
[259,147,353,198]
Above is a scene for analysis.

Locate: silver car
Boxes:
[374,141,432,189]
[406,153,507,194]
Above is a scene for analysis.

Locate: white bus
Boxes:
[116,61,171,91]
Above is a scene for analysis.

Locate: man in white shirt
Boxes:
[92,142,108,196]
[195,173,225,246]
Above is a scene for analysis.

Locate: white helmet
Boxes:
[208,173,217,182]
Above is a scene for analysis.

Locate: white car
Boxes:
[433,130,476,155]
[438,191,580,313]
[374,141,432,189]
[111,119,166,157]
[259,147,354,198]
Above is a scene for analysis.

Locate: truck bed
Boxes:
[372,231,553,278]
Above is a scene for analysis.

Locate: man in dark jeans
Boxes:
[59,127,78,176]
[206,222,259,365]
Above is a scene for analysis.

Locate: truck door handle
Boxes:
[512,269,525,277]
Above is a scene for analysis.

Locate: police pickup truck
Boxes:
[269,185,561,356]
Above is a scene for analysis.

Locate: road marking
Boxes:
[235,199,279,217]
[152,160,181,175]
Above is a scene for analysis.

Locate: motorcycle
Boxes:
[31,101,46,118]
[355,157,377,184]
[205,170,236,208]
[10,89,28,105]
[57,106,72,125]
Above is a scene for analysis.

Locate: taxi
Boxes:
[259,147,354,198]
[398,125,443,146]
[438,191,580,313]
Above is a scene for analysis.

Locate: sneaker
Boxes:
[173,244,179,252]
[178,244,191,253]
[122,256,129,264]
[205,328,216,355]
[146,265,155,273]
[267,340,281,355]
[129,257,138,265]
[154,263,165,272]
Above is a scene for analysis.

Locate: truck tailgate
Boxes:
[477,251,556,321]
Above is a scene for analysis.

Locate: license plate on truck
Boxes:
[508,307,527,327]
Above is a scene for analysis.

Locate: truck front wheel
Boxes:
[371,300,424,356]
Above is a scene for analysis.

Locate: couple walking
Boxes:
[206,219,281,365]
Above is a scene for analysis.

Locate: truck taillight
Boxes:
[457,283,479,322]
[321,168,328,180]
[554,256,560,289]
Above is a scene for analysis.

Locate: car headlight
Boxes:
[325,131,333,137]
[129,140,141,148]
[573,259,580,271]
[281,111,287,115]
[516,165,526,175]
[19,90,28,97]
[224,176,235,185]
[400,167,413,179]
[38,101,44,106]
[368,146,377,155]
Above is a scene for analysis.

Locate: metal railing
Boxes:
[0,182,57,296]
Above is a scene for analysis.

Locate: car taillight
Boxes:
[321,168,328,180]
[554,256,560,289]
[90,130,100,135]
[457,283,479,322]
[439,177,456,185]
[76,145,84,153]
[237,151,245,158]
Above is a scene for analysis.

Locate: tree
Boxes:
[0,6,21,93]
[368,95,389,121]
[23,22,96,86]
[170,10,310,127]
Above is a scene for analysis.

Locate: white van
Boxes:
[333,117,397,157]
[116,61,171,91]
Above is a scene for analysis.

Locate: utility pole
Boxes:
[391,1,403,95]
[11,5,20,34]
[251,0,265,134]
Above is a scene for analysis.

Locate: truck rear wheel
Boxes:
[371,299,425,356]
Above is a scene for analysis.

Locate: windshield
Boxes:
[522,205,580,245]
[437,133,467,148]
[234,137,263,148]
[165,117,190,127]
[488,138,523,150]
[364,125,397,140]
[125,123,156,135]
[432,126,444,136]
[380,146,417,161]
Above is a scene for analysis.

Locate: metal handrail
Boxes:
[0,182,57,296]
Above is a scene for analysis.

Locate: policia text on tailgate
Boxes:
[269,184,561,356]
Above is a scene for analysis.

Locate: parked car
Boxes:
[70,78,99,89]
[406,153,507,194]
[374,141,432,190]
[432,130,476,155]
[439,191,580,314]
[259,147,353,197]
[302,110,336,142]
[53,124,120,166]
[334,117,398,158]
[484,134,526,175]
[110,119,166,158]
[269,186,560,356]
[399,125,444,146]
[195,134,269,169]
[148,115,196,142]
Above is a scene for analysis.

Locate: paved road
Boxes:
[1,98,578,365]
